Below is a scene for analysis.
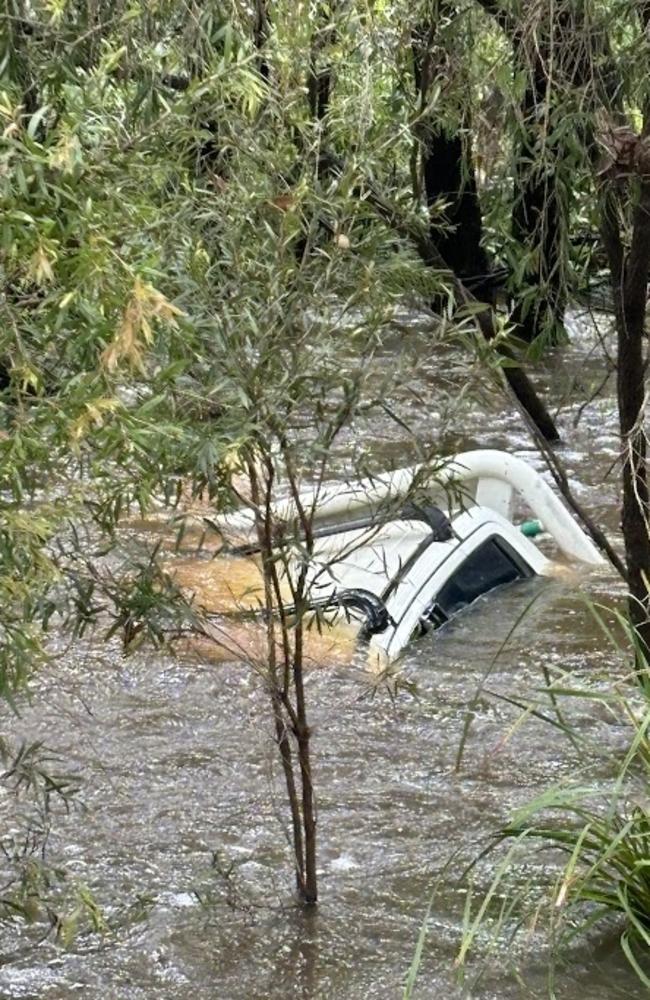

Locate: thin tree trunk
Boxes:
[292,620,317,903]
[250,444,319,904]
[600,182,650,661]
[273,694,306,893]
[248,459,309,896]
[281,448,318,904]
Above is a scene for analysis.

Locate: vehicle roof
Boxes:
[305,506,547,592]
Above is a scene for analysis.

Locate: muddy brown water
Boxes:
[1,310,647,999]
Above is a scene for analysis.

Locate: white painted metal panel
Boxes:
[216,449,604,567]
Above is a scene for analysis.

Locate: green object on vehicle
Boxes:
[520,519,543,538]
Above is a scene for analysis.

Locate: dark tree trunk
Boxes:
[308,65,332,123]
[253,0,270,81]
[475,1,594,347]
[509,43,565,344]
[596,0,650,661]
[308,2,336,123]
[600,182,650,662]
[290,2,337,263]
[421,126,494,302]
[408,12,558,440]
[618,313,650,661]
[292,625,317,904]
[412,16,494,304]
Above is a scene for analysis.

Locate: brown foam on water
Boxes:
[171,553,267,611]
[169,553,358,666]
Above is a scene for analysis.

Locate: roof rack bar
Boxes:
[204,501,453,557]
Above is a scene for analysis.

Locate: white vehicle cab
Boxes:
[214,450,605,661]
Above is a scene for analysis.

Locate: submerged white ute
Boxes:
[216,450,605,661]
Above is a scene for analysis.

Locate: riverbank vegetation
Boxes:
[2,0,650,992]
[451,608,650,993]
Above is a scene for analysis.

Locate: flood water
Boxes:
[1,309,647,999]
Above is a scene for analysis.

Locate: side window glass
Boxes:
[429,538,531,623]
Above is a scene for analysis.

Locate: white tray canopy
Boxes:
[220,450,605,568]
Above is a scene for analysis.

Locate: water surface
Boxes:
[1,309,645,999]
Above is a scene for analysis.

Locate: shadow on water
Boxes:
[1,310,646,999]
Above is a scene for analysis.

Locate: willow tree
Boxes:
[0,0,461,921]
